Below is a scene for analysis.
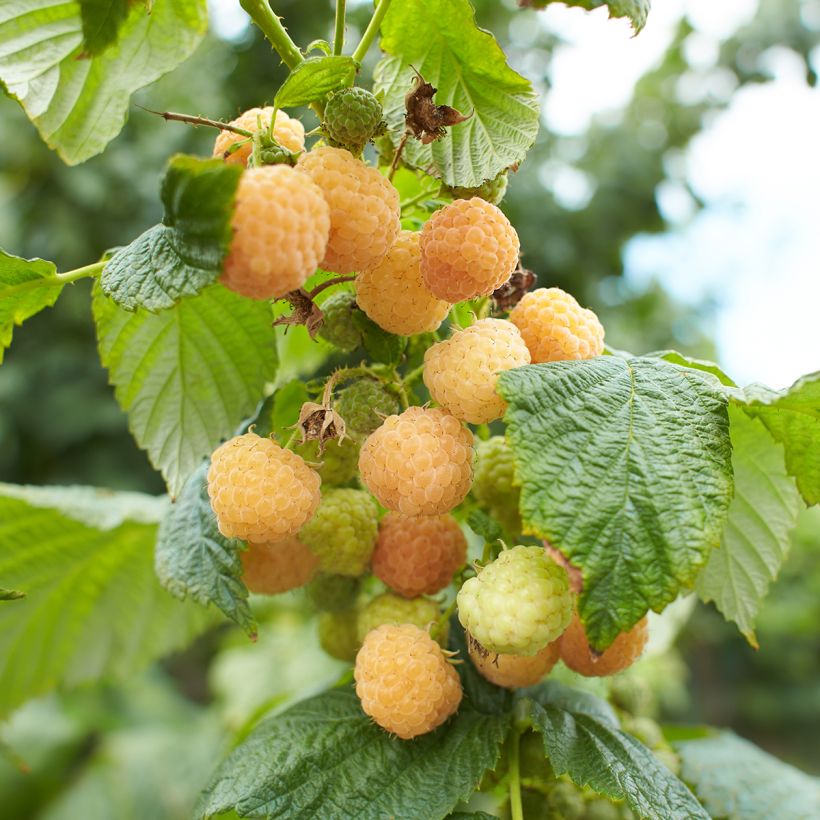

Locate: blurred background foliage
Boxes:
[1,0,818,816]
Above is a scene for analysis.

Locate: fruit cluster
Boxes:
[202,99,636,740]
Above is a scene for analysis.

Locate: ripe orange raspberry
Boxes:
[240,537,318,595]
[423,318,530,424]
[355,231,450,336]
[207,432,321,542]
[358,407,474,516]
[221,165,330,299]
[468,634,560,689]
[297,147,400,274]
[354,623,462,739]
[213,107,305,166]
[509,287,605,363]
[420,198,519,302]
[559,613,648,677]
[372,513,467,598]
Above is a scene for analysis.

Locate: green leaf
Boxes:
[0,483,212,716]
[498,358,733,650]
[274,56,357,108]
[525,681,708,819]
[0,0,207,164]
[0,250,62,363]
[676,731,820,820]
[93,283,278,497]
[647,349,736,387]
[374,0,539,188]
[79,0,131,55]
[155,461,256,637]
[197,687,510,819]
[696,408,803,647]
[352,310,407,366]
[466,509,505,545]
[101,156,242,312]
[523,0,651,33]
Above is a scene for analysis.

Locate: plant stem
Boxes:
[141,107,253,137]
[351,0,394,63]
[0,260,105,299]
[400,185,442,213]
[431,597,457,641]
[508,726,524,820]
[388,132,409,181]
[333,0,346,56]
[239,0,304,70]
[402,363,425,388]
[308,275,357,299]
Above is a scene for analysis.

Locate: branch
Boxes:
[139,107,253,137]
[351,0,394,63]
[239,0,304,71]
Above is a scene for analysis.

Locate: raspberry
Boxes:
[457,546,573,656]
[372,513,467,598]
[358,407,474,516]
[420,198,519,302]
[305,572,360,612]
[508,287,605,363]
[318,609,360,662]
[240,537,318,595]
[357,592,444,644]
[323,87,385,154]
[447,171,509,205]
[297,147,400,274]
[355,231,450,336]
[335,379,399,440]
[354,623,462,739]
[468,635,560,689]
[297,437,360,486]
[299,488,378,577]
[213,107,305,166]
[423,318,530,424]
[317,291,362,352]
[559,613,648,677]
[207,432,321,542]
[221,165,330,299]
[472,436,522,537]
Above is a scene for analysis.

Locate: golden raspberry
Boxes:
[509,287,605,363]
[354,623,463,739]
[207,432,321,542]
[297,147,400,274]
[420,198,519,302]
[468,634,560,689]
[358,407,474,516]
[559,613,649,677]
[213,107,305,165]
[372,513,467,598]
[355,231,450,335]
[423,318,530,424]
[221,165,330,299]
[240,536,318,595]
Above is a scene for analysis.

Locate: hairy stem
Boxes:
[142,107,253,137]
[351,0,394,63]
[0,260,105,299]
[239,0,304,70]
[508,727,524,820]
[333,0,346,55]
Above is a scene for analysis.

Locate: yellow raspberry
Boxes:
[207,432,321,542]
[468,634,560,689]
[355,231,450,335]
[221,165,330,299]
[420,198,519,302]
[423,318,530,424]
[354,623,462,739]
[509,287,605,363]
[213,107,305,166]
[240,536,318,595]
[559,613,649,677]
[297,147,400,274]
[358,407,474,516]
[372,513,467,598]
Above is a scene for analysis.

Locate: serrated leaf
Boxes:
[101,156,242,312]
[498,358,733,650]
[274,56,357,108]
[79,0,131,55]
[0,484,212,716]
[155,461,255,636]
[524,0,651,33]
[525,681,708,819]
[352,310,407,365]
[93,283,278,497]
[374,0,539,188]
[0,0,207,164]
[197,687,510,819]
[466,508,505,545]
[676,731,820,820]
[0,250,62,363]
[696,408,803,646]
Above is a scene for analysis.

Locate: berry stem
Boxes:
[351,0,394,63]
[141,107,254,138]
[431,598,457,641]
[399,185,443,214]
[307,275,357,299]
[402,363,425,389]
[239,0,304,70]
[333,0,346,56]
[507,726,525,820]
[0,260,106,299]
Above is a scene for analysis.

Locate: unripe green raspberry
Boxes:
[622,715,664,750]
[318,609,360,661]
[318,292,362,352]
[548,780,586,820]
[323,87,385,154]
[457,546,573,656]
[299,488,379,576]
[335,379,400,440]
[447,172,509,205]
[357,593,445,645]
[584,799,622,820]
[472,436,522,537]
[305,572,361,612]
[297,437,360,486]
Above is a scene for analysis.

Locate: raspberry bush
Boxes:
[2,1,818,818]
